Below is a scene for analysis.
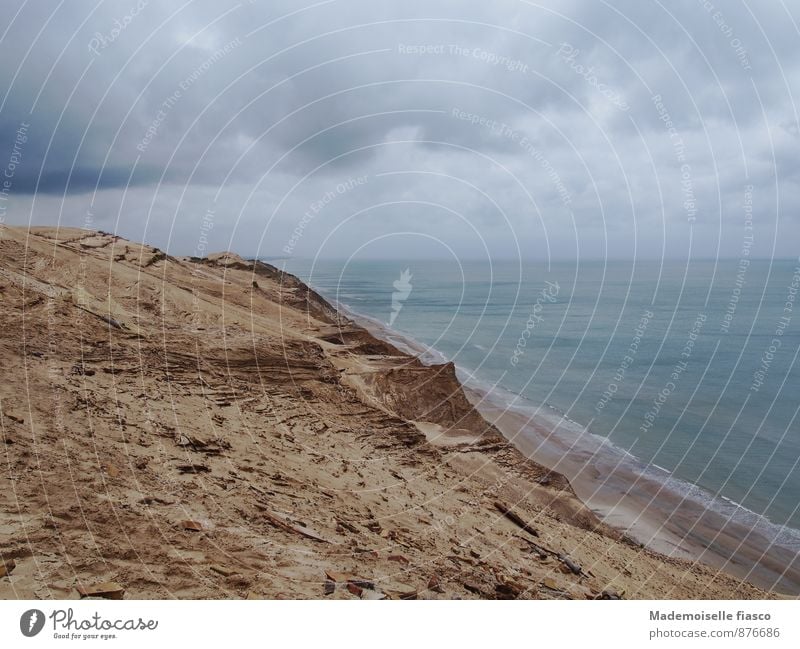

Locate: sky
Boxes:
[0,0,798,261]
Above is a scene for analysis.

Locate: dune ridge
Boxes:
[0,225,772,599]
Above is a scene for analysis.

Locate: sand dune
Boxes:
[0,225,773,599]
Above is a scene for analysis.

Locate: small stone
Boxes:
[325,570,353,583]
[4,412,23,425]
[560,555,583,575]
[495,580,523,599]
[0,558,16,578]
[210,565,236,577]
[600,588,622,600]
[384,582,418,600]
[76,582,125,600]
[427,576,444,593]
[463,581,484,595]
[361,589,386,600]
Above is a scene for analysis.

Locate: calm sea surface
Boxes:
[281,258,800,535]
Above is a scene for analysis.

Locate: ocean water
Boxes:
[281,258,800,540]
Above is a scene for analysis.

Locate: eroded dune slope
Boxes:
[0,225,768,599]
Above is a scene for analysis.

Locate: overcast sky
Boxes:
[0,0,798,260]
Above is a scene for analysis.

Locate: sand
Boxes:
[469,396,800,595]
[0,224,783,599]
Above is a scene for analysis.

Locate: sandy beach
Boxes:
[467,394,800,595]
[333,299,800,595]
[0,225,786,599]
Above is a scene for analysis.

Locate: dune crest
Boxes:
[0,225,770,599]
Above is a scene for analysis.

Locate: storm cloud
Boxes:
[1,0,798,260]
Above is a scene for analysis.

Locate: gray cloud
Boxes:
[1,0,798,259]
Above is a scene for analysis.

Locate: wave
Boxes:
[302,276,800,582]
[460,371,800,555]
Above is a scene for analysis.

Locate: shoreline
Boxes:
[320,286,800,595]
[0,225,789,599]
[469,388,800,595]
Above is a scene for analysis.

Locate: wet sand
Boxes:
[337,297,800,596]
[467,391,800,595]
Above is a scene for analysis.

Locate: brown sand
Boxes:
[0,225,782,599]
[469,397,800,595]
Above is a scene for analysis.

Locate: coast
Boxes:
[0,225,784,599]
[469,391,800,595]
[336,291,800,596]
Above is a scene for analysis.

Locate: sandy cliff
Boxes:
[0,225,771,599]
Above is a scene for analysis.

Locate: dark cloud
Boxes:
[0,0,798,259]
[10,165,167,195]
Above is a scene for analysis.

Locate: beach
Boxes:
[0,225,787,599]
[468,391,800,595]
[293,260,800,597]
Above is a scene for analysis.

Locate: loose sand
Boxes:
[0,225,781,599]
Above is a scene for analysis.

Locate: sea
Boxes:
[280,257,800,565]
